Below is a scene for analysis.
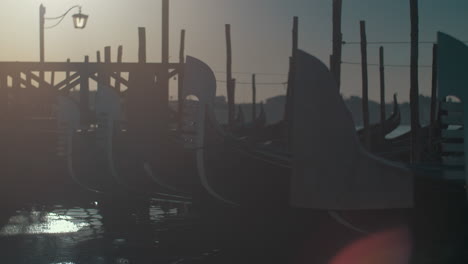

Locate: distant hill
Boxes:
[70,90,433,126]
[215,94,433,126]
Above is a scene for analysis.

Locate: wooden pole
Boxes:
[64,58,70,94]
[39,4,45,84]
[104,46,111,63]
[26,69,31,88]
[104,46,111,86]
[0,74,6,123]
[226,24,235,127]
[360,21,371,150]
[138,27,146,63]
[292,16,298,58]
[161,0,170,110]
[430,44,438,128]
[162,0,169,65]
[0,74,6,176]
[284,16,298,121]
[428,44,438,148]
[252,74,257,122]
[50,71,55,88]
[332,0,343,89]
[80,56,90,126]
[284,16,299,150]
[410,0,421,162]
[116,45,123,91]
[379,47,386,125]
[178,29,186,130]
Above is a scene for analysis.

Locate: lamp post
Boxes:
[39,4,89,64]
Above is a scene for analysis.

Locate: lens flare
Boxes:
[329,227,412,264]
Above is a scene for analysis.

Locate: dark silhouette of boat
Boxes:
[68,78,192,203]
[197,49,413,211]
[357,94,401,146]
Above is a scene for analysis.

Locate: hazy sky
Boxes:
[0,0,467,103]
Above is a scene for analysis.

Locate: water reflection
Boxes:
[0,209,100,236]
[0,199,209,263]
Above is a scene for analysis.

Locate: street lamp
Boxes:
[39,4,89,63]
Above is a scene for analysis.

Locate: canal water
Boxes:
[0,184,467,264]
[0,190,305,264]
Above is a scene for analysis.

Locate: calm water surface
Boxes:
[0,191,297,264]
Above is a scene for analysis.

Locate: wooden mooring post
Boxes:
[360,21,371,150]
[225,24,235,128]
[138,27,147,63]
[116,45,123,91]
[104,46,111,87]
[331,0,343,89]
[428,44,438,147]
[284,17,298,121]
[379,46,386,141]
[63,58,70,95]
[178,29,186,130]
[410,0,421,162]
[160,0,170,112]
[80,56,90,125]
[252,74,257,122]
[285,16,298,148]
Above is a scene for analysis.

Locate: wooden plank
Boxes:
[51,71,80,91]
[58,77,81,92]
[442,143,464,153]
[0,62,180,72]
[109,72,129,88]
[18,77,38,89]
[168,69,179,79]
[24,71,53,90]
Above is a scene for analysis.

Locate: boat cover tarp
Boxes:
[290,50,413,210]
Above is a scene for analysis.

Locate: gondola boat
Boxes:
[68,81,192,204]
[105,56,220,202]
[197,49,413,211]
[199,32,468,230]
[195,43,468,263]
